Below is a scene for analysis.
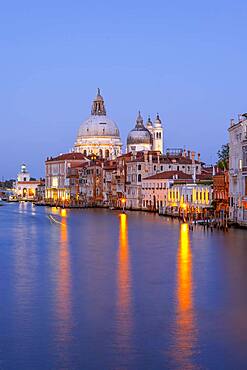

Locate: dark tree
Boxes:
[217,143,229,170]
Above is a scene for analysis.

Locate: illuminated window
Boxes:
[52,177,58,188]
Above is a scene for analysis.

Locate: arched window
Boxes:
[105,149,110,158]
[138,174,142,182]
[159,132,162,139]
[138,164,141,171]
[156,132,159,139]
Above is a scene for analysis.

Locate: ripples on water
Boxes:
[0,203,247,369]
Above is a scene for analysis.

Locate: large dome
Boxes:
[77,115,120,138]
[74,89,122,159]
[127,111,152,145]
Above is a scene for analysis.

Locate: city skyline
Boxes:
[1,0,247,178]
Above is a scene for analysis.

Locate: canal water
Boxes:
[0,203,247,370]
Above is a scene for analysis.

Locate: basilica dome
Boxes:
[78,115,120,138]
[127,112,152,151]
[74,89,122,158]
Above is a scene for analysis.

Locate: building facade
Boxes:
[228,114,247,226]
[15,164,41,200]
[45,153,87,203]
[213,168,229,212]
[125,149,202,210]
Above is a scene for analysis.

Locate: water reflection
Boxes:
[54,211,72,360]
[116,213,132,353]
[171,223,198,370]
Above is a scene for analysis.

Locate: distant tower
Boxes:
[152,113,163,153]
[17,164,30,182]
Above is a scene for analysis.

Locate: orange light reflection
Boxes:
[116,213,132,352]
[172,223,198,370]
[56,216,72,344]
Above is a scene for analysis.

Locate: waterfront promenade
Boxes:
[0,203,247,369]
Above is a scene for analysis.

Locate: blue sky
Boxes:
[1,0,247,178]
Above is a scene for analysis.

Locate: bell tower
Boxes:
[152,114,164,153]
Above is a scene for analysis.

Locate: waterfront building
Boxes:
[45,152,87,203]
[67,162,88,204]
[102,160,118,207]
[127,112,164,153]
[142,171,192,211]
[165,180,213,215]
[74,89,122,159]
[15,164,41,200]
[228,114,247,226]
[125,149,202,210]
[213,168,229,212]
[36,179,46,201]
[79,156,104,206]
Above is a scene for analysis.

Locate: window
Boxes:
[161,166,163,171]
[243,146,247,167]
[138,164,141,171]
[138,174,142,182]
[154,165,156,171]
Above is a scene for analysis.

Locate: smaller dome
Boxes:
[127,111,152,145]
[146,116,153,129]
[153,113,162,127]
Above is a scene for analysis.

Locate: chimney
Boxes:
[230,118,235,127]
[149,153,153,163]
[198,153,201,162]
[144,150,148,162]
[187,150,191,159]
[192,167,196,183]
[191,151,195,164]
[182,149,186,157]
[238,114,242,122]
[157,152,160,164]
[213,166,216,176]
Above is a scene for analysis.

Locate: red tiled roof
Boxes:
[143,171,193,180]
[70,162,88,169]
[46,153,86,162]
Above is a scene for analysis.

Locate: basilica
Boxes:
[74,89,164,157]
